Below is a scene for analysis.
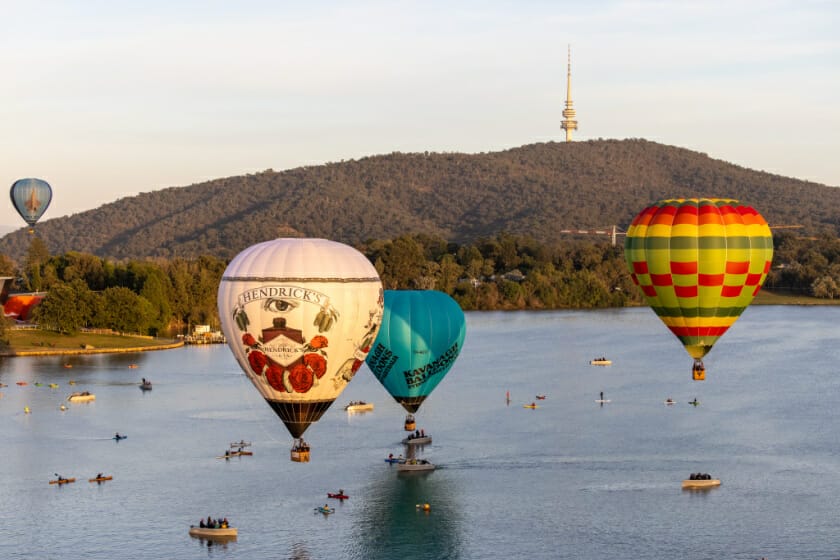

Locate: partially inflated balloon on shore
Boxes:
[218,238,383,459]
[365,290,466,416]
[624,198,773,380]
[10,178,52,231]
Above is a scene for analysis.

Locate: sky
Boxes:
[1,0,838,228]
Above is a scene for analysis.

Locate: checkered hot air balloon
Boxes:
[624,198,774,380]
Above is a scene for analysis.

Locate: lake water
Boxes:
[2,306,840,560]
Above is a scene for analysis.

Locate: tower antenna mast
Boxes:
[561,45,578,141]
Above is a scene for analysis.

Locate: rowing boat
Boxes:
[189,526,237,539]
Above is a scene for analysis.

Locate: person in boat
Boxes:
[420,428,425,437]
[415,429,420,438]
[225,450,231,457]
[388,453,394,460]
[199,519,205,528]
[600,391,604,401]
[96,472,103,479]
[115,432,122,439]
[530,402,536,407]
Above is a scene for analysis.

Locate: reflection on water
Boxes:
[352,469,461,560]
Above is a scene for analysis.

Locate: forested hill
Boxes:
[1,139,836,262]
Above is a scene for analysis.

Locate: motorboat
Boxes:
[344,401,374,412]
[401,435,431,445]
[67,391,95,403]
[189,526,237,539]
[682,478,721,489]
[589,358,612,366]
[396,459,435,472]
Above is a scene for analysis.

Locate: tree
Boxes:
[97,286,156,334]
[31,281,88,334]
[22,236,50,291]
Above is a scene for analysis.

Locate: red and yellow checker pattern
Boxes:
[624,198,773,359]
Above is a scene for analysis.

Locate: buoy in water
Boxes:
[24,406,31,414]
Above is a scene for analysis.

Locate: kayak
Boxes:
[68,392,95,403]
[49,478,76,485]
[113,435,127,441]
[384,457,405,464]
[523,404,539,409]
[327,492,349,500]
[314,506,335,514]
[89,476,113,483]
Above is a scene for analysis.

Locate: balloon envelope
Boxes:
[218,238,383,439]
[624,198,773,360]
[365,290,466,413]
[10,178,52,228]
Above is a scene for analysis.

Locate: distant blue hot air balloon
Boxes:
[10,178,52,231]
[365,290,466,429]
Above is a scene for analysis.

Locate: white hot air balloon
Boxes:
[218,238,384,462]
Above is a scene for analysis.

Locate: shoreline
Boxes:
[0,340,184,357]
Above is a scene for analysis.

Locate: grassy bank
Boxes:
[1,329,182,355]
[753,289,840,305]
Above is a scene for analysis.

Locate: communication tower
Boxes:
[561,45,578,141]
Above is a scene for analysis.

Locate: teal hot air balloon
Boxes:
[10,178,52,231]
[365,290,466,431]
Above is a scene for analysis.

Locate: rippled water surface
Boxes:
[2,306,840,559]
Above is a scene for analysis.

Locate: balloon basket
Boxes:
[692,360,706,381]
[404,414,416,432]
[291,439,310,462]
[291,450,310,463]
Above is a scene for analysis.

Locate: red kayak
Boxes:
[327,492,349,500]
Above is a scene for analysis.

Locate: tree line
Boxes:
[1,231,837,339]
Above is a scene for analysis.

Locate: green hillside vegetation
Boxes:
[0,139,838,262]
[1,139,840,342]
[1,227,837,342]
